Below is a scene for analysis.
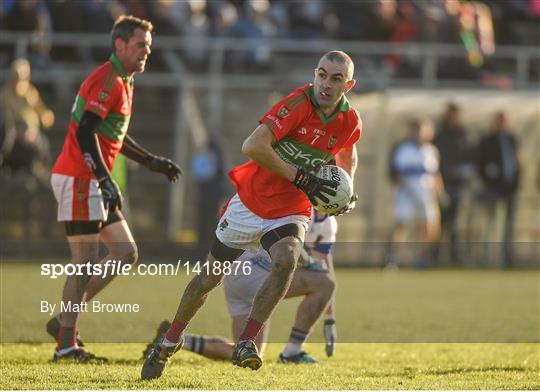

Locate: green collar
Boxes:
[109,53,133,84]
[308,85,350,124]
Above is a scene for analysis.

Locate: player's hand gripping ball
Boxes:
[313,165,354,215]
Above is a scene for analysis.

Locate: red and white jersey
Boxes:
[53,54,134,179]
[229,84,362,219]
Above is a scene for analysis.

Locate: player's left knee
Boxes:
[270,239,301,273]
[119,242,138,266]
[320,273,336,296]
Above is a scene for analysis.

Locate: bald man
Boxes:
[142,51,363,379]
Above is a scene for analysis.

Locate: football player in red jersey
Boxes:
[47,16,182,362]
[142,51,361,379]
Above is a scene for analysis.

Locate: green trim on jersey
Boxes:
[272,136,334,170]
[308,86,350,125]
[109,53,133,85]
[70,95,130,142]
[97,112,130,141]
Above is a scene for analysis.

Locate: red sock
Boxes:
[165,318,187,343]
[57,326,77,350]
[239,318,263,341]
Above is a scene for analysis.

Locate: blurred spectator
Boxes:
[333,0,374,41]
[476,111,520,267]
[227,0,276,71]
[146,0,180,35]
[0,58,55,238]
[384,0,423,76]
[286,0,328,40]
[171,0,211,67]
[192,139,226,255]
[384,119,443,268]
[47,0,85,61]
[370,0,399,41]
[433,102,474,264]
[1,0,52,68]
[0,58,54,179]
[208,0,239,37]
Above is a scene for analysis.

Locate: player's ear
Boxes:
[345,79,356,93]
[114,38,126,53]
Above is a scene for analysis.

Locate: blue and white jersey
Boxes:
[305,211,338,255]
[393,140,439,193]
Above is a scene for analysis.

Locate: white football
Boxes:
[313,165,353,214]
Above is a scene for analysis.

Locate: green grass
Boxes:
[1,343,538,389]
[1,263,539,389]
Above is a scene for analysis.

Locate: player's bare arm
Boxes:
[241,123,297,181]
[335,145,357,180]
[332,145,358,216]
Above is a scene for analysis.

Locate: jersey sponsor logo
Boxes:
[278,105,290,118]
[89,100,107,114]
[313,128,326,136]
[273,139,329,169]
[327,136,337,149]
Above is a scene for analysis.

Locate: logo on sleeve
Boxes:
[278,106,290,118]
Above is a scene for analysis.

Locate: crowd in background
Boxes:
[1,0,539,78]
[0,1,535,266]
[385,103,521,269]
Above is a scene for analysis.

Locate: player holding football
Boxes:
[143,211,338,364]
[48,16,182,362]
[142,50,361,379]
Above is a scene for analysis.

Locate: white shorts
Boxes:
[51,173,106,221]
[215,194,310,253]
[223,250,271,317]
[394,188,438,223]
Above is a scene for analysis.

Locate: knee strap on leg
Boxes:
[261,223,305,254]
[210,235,244,262]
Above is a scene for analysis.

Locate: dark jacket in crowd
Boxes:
[476,132,520,195]
[433,123,471,189]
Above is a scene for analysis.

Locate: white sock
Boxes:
[162,336,178,347]
[55,345,79,355]
[281,342,303,357]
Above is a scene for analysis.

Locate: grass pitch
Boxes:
[1,263,539,389]
[1,343,538,389]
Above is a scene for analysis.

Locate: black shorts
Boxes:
[64,209,124,236]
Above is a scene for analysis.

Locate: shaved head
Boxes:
[319,51,354,80]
